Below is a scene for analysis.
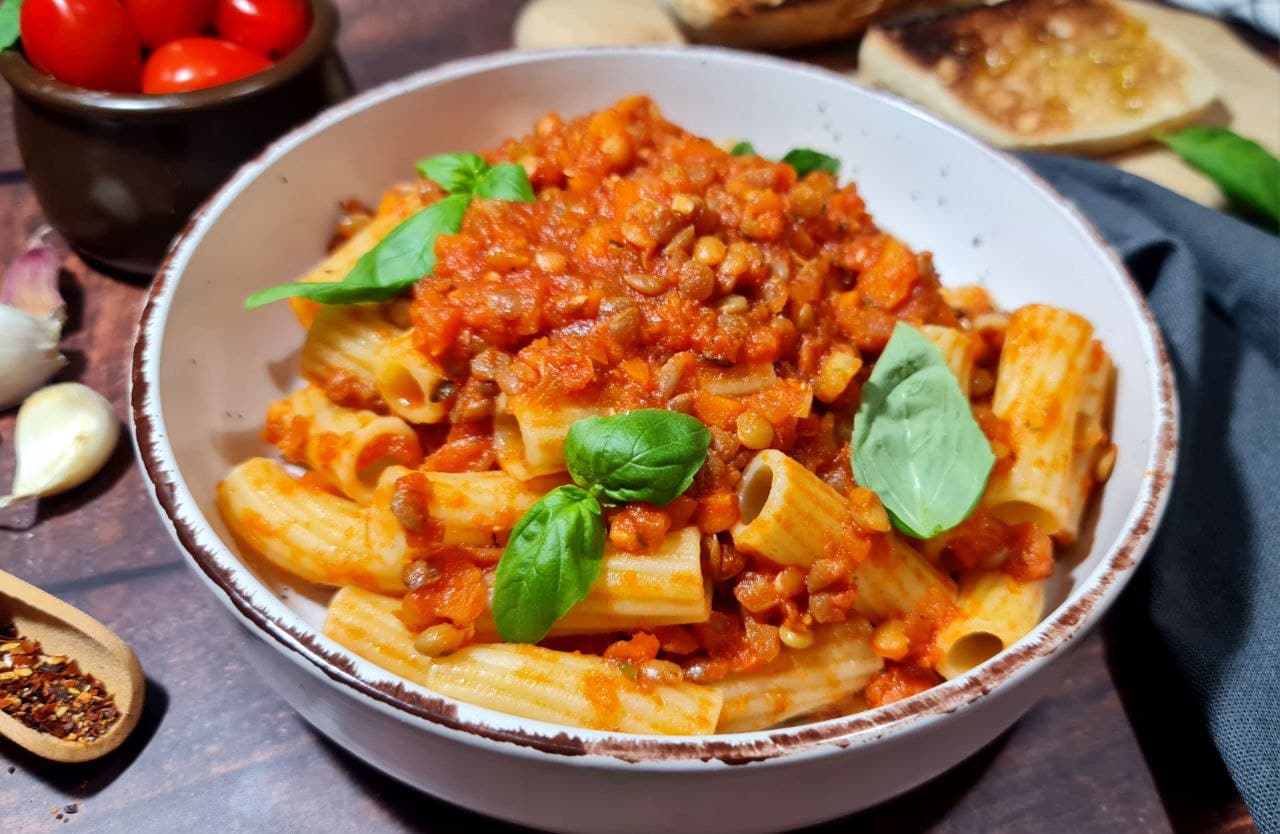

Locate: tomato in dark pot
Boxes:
[214,0,310,59]
[20,0,144,92]
[122,0,217,49]
[141,36,272,94]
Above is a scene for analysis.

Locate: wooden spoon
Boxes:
[0,569,144,762]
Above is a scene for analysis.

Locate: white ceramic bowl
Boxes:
[132,48,1177,834]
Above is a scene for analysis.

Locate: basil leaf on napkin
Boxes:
[1159,127,1280,227]
[564,409,710,507]
[853,322,994,539]
[492,485,605,644]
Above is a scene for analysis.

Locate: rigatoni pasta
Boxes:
[226,97,1116,736]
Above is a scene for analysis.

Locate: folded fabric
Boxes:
[1162,0,1280,38]
[1021,153,1280,831]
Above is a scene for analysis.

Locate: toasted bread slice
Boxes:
[659,0,923,49]
[859,0,1217,155]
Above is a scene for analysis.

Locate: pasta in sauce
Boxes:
[219,97,1116,735]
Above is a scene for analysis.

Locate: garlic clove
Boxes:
[0,383,119,510]
[0,228,68,409]
[0,306,67,411]
[0,227,67,324]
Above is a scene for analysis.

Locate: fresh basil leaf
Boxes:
[1158,127,1280,226]
[417,152,488,195]
[564,409,711,506]
[492,485,605,643]
[0,0,22,50]
[475,163,535,202]
[730,141,756,156]
[781,148,840,178]
[245,193,470,309]
[853,323,994,539]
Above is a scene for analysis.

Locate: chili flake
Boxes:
[0,622,120,742]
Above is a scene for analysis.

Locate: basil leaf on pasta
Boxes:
[475,163,535,202]
[852,323,994,539]
[247,152,536,309]
[492,485,605,643]
[416,152,489,194]
[244,193,471,309]
[729,141,756,156]
[564,409,710,507]
[781,148,840,178]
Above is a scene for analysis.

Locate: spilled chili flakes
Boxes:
[0,622,120,742]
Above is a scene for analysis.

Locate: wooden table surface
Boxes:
[0,1,1263,831]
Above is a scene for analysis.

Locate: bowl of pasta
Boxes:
[131,47,1176,834]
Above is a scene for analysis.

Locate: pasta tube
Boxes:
[732,449,851,566]
[324,587,723,735]
[1060,341,1115,542]
[494,394,606,480]
[217,457,404,593]
[983,304,1094,535]
[714,620,883,733]
[301,304,404,408]
[934,572,1045,680]
[853,534,956,621]
[473,526,710,638]
[373,331,452,425]
[921,324,979,397]
[366,466,566,558]
[266,385,422,504]
[289,186,426,328]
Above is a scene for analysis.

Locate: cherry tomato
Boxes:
[122,0,216,49]
[214,0,310,59]
[20,0,143,92]
[141,37,272,94]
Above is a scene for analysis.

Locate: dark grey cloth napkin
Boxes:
[1021,154,1280,831]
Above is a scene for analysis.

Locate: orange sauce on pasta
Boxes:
[262,97,1095,723]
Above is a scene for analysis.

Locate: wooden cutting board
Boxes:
[514,0,1280,210]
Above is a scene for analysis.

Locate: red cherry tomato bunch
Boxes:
[19,0,311,94]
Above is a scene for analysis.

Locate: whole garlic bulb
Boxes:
[0,383,120,510]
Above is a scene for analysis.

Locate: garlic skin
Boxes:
[0,307,67,410]
[0,383,119,510]
[0,229,68,409]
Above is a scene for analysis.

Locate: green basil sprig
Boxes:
[492,409,710,643]
[780,148,840,178]
[565,410,711,506]
[491,485,605,645]
[245,152,534,310]
[728,140,841,178]
[852,323,994,539]
[1158,127,1280,228]
[0,0,22,51]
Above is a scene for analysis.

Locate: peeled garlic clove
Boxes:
[0,306,67,410]
[0,383,119,510]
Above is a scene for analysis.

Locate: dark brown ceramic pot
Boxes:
[0,0,352,276]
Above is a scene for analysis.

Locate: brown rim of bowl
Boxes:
[130,47,1179,766]
[0,0,338,117]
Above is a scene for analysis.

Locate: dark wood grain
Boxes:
[0,2,1263,831]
